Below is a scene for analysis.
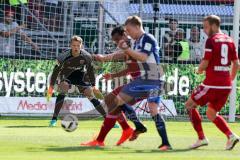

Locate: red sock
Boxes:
[96,114,117,142]
[188,109,205,140]
[213,115,232,138]
[117,112,130,130]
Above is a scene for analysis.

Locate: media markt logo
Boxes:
[17,99,83,111]
[17,100,50,111]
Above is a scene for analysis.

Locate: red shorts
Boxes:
[191,85,231,112]
[112,86,123,96]
[111,85,143,105]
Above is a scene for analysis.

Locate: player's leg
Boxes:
[207,105,233,139]
[113,86,146,132]
[89,93,133,146]
[115,111,134,146]
[186,98,206,140]
[93,94,147,145]
[113,92,138,145]
[49,81,69,127]
[103,92,132,133]
[81,94,123,147]
[81,85,136,147]
[79,86,106,117]
[185,85,209,149]
[121,102,147,141]
[148,96,172,151]
[121,103,146,130]
[80,85,119,129]
[206,90,239,150]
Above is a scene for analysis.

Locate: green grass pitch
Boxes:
[0,118,240,160]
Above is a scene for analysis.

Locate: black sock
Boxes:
[120,104,145,130]
[152,114,170,146]
[90,98,106,117]
[52,94,65,121]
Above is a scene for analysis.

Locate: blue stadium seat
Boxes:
[128,3,233,16]
[103,2,233,24]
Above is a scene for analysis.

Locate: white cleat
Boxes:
[225,134,239,150]
[189,138,209,149]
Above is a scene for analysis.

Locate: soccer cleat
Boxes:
[80,140,105,147]
[49,119,57,127]
[225,134,239,150]
[158,144,173,151]
[116,127,134,146]
[113,123,120,128]
[129,126,147,141]
[189,138,209,149]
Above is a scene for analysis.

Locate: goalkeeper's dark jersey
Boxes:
[50,49,95,86]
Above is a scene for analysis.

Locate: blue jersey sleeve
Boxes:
[140,34,158,56]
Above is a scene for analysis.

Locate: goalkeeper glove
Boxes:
[93,86,104,100]
[46,85,53,102]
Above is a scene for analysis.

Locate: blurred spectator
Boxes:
[168,29,190,61]
[188,26,204,61]
[162,18,179,56]
[27,0,44,29]
[44,0,59,31]
[0,2,4,18]
[9,0,28,25]
[0,11,39,56]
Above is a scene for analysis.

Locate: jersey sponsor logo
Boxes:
[79,60,85,64]
[215,38,233,43]
[214,66,230,71]
[204,48,212,52]
[66,66,85,71]
[144,42,152,51]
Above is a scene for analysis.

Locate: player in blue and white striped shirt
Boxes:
[82,16,172,150]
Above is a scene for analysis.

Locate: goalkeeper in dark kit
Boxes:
[46,35,106,126]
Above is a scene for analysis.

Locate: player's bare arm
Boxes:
[20,32,39,50]
[94,51,127,62]
[0,24,25,37]
[111,69,129,78]
[118,39,148,62]
[103,68,129,80]
[230,59,239,81]
[197,60,209,74]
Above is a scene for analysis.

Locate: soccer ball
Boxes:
[61,114,78,132]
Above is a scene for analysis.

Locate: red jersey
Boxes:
[202,33,238,88]
[126,58,141,80]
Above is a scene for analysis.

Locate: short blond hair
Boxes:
[70,35,83,44]
[124,15,142,27]
[203,15,221,27]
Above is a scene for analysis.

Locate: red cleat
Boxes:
[129,126,147,141]
[80,140,105,147]
[158,144,172,151]
[116,127,134,146]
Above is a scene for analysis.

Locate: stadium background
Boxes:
[0,0,239,120]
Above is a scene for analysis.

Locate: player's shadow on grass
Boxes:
[5,125,49,128]
[46,146,105,152]
[47,146,193,154]
[109,146,194,154]
[149,148,193,153]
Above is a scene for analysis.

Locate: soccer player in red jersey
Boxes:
[185,15,240,150]
[92,26,148,145]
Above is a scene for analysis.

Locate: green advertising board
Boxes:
[0,58,239,115]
